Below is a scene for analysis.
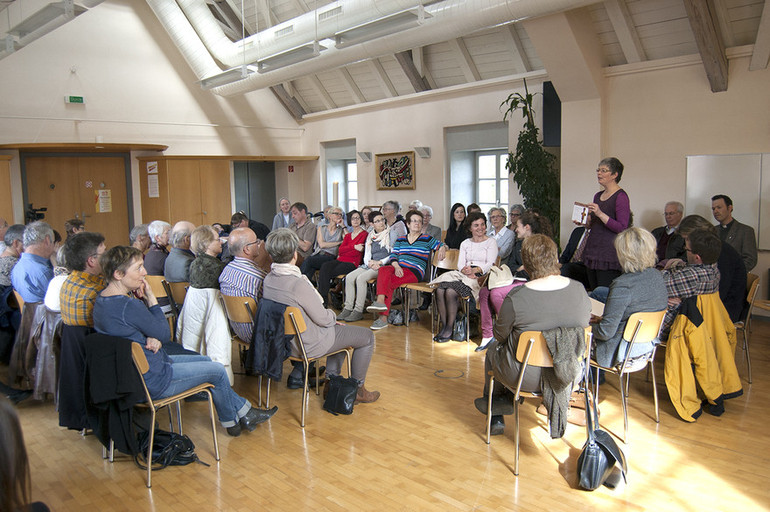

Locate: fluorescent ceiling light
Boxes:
[335,6,432,49]
[257,41,326,73]
[199,65,256,90]
[7,1,87,38]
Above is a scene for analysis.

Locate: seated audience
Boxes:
[660,228,721,337]
[0,218,7,253]
[408,200,423,211]
[94,245,276,436]
[676,214,746,323]
[164,221,196,283]
[129,224,150,254]
[0,225,24,287]
[487,207,514,262]
[44,247,71,313]
[272,197,292,230]
[337,211,391,323]
[64,218,85,239]
[652,201,686,262]
[431,212,497,342]
[231,211,270,241]
[300,206,345,281]
[262,228,380,403]
[506,204,523,231]
[143,220,171,276]
[11,221,55,303]
[219,227,266,341]
[419,205,442,241]
[445,203,468,249]
[467,203,482,214]
[592,228,667,367]
[476,234,590,435]
[0,396,51,512]
[381,200,406,246]
[367,210,445,330]
[712,194,757,271]
[360,206,373,232]
[317,210,367,308]
[289,202,317,263]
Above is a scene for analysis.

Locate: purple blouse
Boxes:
[582,189,630,271]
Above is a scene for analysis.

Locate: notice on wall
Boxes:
[96,189,112,213]
[147,174,160,198]
[146,161,158,174]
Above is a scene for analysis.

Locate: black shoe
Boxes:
[184,391,209,402]
[391,296,402,306]
[239,405,278,432]
[287,365,326,389]
[418,295,431,311]
[434,336,451,343]
[226,423,242,437]
[490,415,505,436]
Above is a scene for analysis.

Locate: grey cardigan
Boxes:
[592,267,668,367]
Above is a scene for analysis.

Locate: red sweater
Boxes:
[338,230,368,265]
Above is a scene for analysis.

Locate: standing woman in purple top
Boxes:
[581,157,630,289]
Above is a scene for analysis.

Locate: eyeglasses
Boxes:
[596,168,612,174]
[663,212,679,216]
[244,241,260,248]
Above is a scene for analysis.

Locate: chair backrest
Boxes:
[165,281,189,305]
[435,249,460,271]
[622,310,666,345]
[514,331,553,368]
[131,341,150,374]
[11,290,24,311]
[221,294,257,324]
[284,306,307,335]
[145,275,168,299]
[746,273,759,306]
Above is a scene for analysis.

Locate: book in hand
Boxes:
[573,203,590,225]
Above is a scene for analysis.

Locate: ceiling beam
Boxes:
[448,37,481,82]
[221,0,254,35]
[369,59,397,98]
[309,75,337,110]
[683,0,728,92]
[270,84,306,121]
[603,0,646,63]
[292,0,310,13]
[259,0,278,28]
[501,24,531,73]
[283,81,313,114]
[750,0,770,70]
[711,0,735,48]
[395,51,431,93]
[338,67,366,104]
[411,47,437,89]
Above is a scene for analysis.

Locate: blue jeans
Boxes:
[158,354,250,428]
[589,286,610,303]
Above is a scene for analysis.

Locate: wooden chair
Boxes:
[219,294,264,401]
[735,273,759,384]
[11,290,24,312]
[590,310,666,444]
[131,342,220,488]
[145,275,176,339]
[401,249,449,331]
[285,306,352,428]
[485,329,591,476]
[163,280,189,332]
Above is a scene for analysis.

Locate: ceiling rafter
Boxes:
[369,59,397,98]
[448,37,481,82]
[501,24,531,73]
[411,47,438,89]
[338,67,365,103]
[270,84,306,121]
[750,0,770,70]
[292,0,310,13]
[220,0,255,35]
[603,0,646,63]
[309,74,337,110]
[683,0,728,92]
[259,0,278,28]
[395,51,431,93]
[711,0,735,48]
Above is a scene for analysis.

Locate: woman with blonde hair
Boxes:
[592,227,667,367]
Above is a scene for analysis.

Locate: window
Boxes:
[476,150,509,215]
[346,160,358,212]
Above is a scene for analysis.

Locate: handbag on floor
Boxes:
[452,314,467,341]
[577,373,627,490]
[387,308,404,325]
[323,375,358,415]
[134,429,208,470]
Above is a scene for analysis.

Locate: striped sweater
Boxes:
[392,234,442,280]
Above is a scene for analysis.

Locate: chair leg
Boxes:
[345,350,352,377]
[300,364,309,428]
[743,329,752,384]
[146,410,156,488]
[404,289,410,327]
[619,373,628,444]
[485,376,495,444]
[650,361,660,423]
[265,378,271,408]
[175,402,183,435]
[514,396,520,476]
[314,362,320,396]
[258,375,263,407]
[205,389,220,461]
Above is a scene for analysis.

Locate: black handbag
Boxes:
[322,375,358,415]
[451,314,467,341]
[134,429,208,470]
[577,374,627,490]
[387,308,404,325]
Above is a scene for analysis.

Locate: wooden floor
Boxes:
[11,313,770,511]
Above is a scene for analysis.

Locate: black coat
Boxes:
[247,298,294,380]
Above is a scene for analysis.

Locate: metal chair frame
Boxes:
[735,273,759,384]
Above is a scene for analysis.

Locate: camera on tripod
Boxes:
[25,203,47,223]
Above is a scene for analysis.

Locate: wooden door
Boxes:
[167,160,202,225]
[25,156,130,248]
[199,160,232,226]
[0,157,14,223]
[77,157,130,248]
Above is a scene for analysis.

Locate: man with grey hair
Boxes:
[144,220,172,276]
[10,221,55,303]
[219,227,266,341]
[164,221,196,282]
[652,201,686,261]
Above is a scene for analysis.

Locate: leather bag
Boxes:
[577,373,627,490]
[322,374,358,415]
[487,265,514,289]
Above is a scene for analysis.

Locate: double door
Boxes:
[24,155,130,248]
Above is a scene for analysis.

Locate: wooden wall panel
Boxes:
[167,160,202,225]
[77,157,130,249]
[0,157,13,224]
[138,158,170,223]
[199,160,232,226]
[25,157,81,234]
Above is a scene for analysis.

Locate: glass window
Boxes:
[346,161,358,213]
[475,150,509,214]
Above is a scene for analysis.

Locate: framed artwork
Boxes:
[376,151,415,190]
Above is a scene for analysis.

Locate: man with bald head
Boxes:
[164,221,196,282]
[219,227,266,341]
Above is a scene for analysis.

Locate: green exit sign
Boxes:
[65,95,85,104]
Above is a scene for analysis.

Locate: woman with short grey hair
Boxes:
[487,207,514,261]
[262,228,380,403]
[145,220,172,276]
[129,224,150,253]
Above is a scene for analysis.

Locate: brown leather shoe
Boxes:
[355,385,380,404]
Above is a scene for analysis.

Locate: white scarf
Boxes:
[372,225,392,251]
[270,262,324,304]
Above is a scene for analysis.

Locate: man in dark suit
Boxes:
[711,194,757,271]
[652,201,686,262]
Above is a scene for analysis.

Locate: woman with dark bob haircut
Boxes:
[93,246,277,437]
[444,203,468,249]
[261,228,380,403]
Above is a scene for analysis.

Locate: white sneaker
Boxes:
[370,316,388,330]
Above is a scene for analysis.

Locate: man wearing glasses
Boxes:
[219,228,266,342]
[652,201,686,262]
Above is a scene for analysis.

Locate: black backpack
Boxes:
[134,429,209,470]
